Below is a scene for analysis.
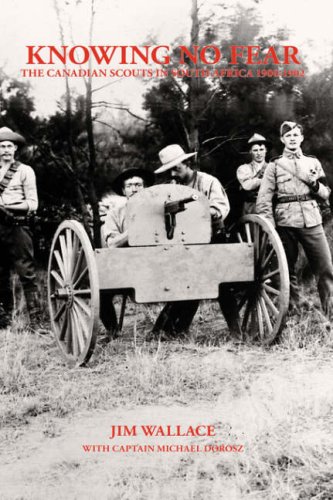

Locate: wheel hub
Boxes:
[53,285,74,307]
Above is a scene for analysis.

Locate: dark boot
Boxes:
[25,291,49,335]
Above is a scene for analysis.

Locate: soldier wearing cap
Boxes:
[256,121,333,317]
[153,144,241,338]
[236,133,268,215]
[0,126,45,332]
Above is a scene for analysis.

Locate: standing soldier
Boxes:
[0,127,46,332]
[256,121,333,317]
[237,133,269,215]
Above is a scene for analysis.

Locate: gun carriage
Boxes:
[47,184,289,366]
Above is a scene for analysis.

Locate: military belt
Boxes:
[277,194,313,204]
[13,215,30,225]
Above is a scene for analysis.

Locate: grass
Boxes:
[1,283,333,499]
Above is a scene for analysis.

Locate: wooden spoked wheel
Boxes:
[234,215,290,345]
[47,220,100,366]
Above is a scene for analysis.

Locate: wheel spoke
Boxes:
[261,246,275,271]
[262,289,279,317]
[64,311,72,353]
[253,223,260,262]
[54,250,66,280]
[258,232,268,264]
[66,229,74,277]
[70,311,79,357]
[245,223,252,243]
[71,305,86,352]
[51,270,64,287]
[72,247,84,283]
[54,302,66,322]
[256,300,265,339]
[73,303,90,341]
[259,296,273,334]
[59,309,69,341]
[263,283,280,296]
[261,268,280,281]
[71,233,80,277]
[59,235,69,279]
[236,232,243,243]
[73,289,91,297]
[73,266,88,289]
[74,296,91,317]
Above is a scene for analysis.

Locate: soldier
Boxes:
[256,121,333,317]
[103,167,154,247]
[101,166,154,340]
[0,126,46,333]
[153,144,241,338]
[236,133,268,215]
[155,144,230,235]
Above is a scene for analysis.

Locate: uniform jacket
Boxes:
[236,161,267,199]
[0,162,38,213]
[103,196,128,245]
[191,170,230,221]
[256,149,330,227]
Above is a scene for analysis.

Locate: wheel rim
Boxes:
[235,214,290,345]
[47,220,99,366]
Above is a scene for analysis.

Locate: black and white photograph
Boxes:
[1,0,333,498]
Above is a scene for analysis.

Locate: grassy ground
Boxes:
[1,290,333,499]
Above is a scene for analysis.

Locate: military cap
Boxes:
[248,133,267,146]
[280,121,303,137]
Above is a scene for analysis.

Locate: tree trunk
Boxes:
[85,77,101,248]
[85,0,101,248]
[188,0,200,155]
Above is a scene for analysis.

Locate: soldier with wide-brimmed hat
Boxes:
[0,126,46,333]
[103,166,154,247]
[155,144,230,226]
[99,166,154,341]
[152,144,241,340]
[236,133,269,215]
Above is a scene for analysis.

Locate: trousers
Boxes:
[153,285,241,337]
[277,224,333,316]
[0,224,38,313]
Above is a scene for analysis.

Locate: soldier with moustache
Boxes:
[0,127,46,332]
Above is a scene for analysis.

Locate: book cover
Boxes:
[1,1,332,499]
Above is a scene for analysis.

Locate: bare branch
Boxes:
[94,119,123,136]
[92,79,123,93]
[201,135,247,157]
[91,100,156,124]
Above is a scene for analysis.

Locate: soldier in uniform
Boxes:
[103,167,154,247]
[101,166,154,339]
[236,133,268,215]
[0,127,46,332]
[152,144,241,338]
[256,121,333,317]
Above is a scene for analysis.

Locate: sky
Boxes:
[1,0,333,117]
